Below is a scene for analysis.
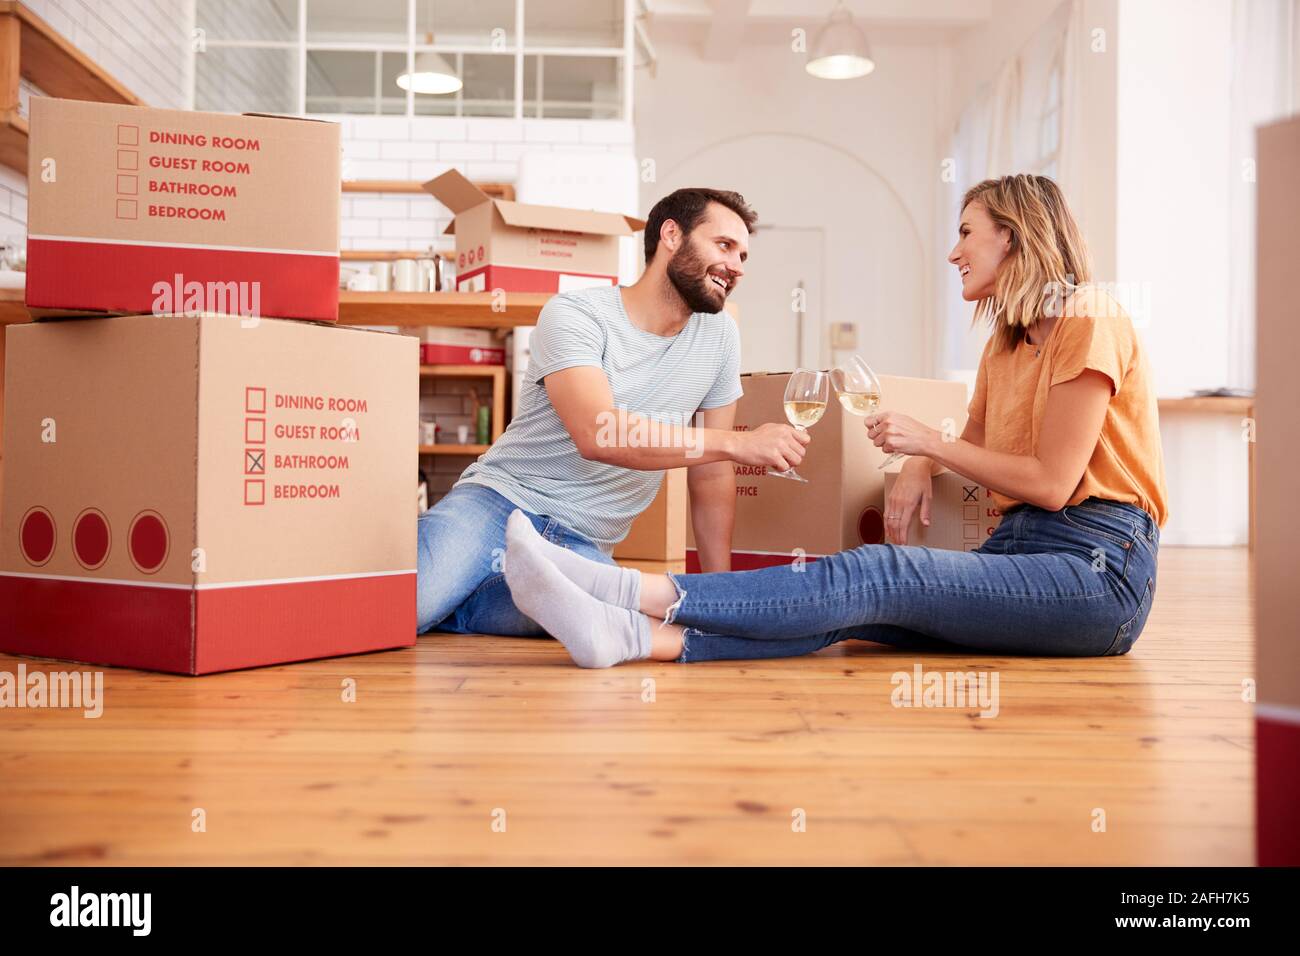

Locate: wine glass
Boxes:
[771,368,828,483]
[831,355,903,469]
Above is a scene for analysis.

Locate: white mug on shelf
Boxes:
[393,258,419,292]
[346,272,378,291]
[371,261,392,291]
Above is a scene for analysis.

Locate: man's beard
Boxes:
[666,241,727,314]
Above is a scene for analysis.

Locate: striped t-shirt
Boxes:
[456,285,742,550]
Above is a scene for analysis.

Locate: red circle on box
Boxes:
[73,508,111,570]
[19,506,56,566]
[128,511,169,574]
[476,244,484,261]
[458,253,466,268]
[858,506,885,545]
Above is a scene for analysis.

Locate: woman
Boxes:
[501,174,1169,668]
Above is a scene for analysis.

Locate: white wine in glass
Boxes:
[771,368,828,483]
[831,355,903,469]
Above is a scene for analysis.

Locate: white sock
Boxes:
[503,509,641,610]
[504,511,651,669]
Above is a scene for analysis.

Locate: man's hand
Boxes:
[731,423,811,471]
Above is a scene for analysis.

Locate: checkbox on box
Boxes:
[117,124,139,146]
[245,449,266,474]
[244,480,265,506]
[115,199,137,220]
[116,174,138,195]
[116,149,138,171]
[963,523,979,540]
[245,387,266,413]
[245,418,266,444]
[964,504,978,521]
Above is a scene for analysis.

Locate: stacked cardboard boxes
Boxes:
[0,98,416,675]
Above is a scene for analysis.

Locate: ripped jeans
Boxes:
[663,498,1160,662]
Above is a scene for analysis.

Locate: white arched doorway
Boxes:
[657,133,928,377]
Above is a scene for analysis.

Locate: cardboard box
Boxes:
[26,97,341,322]
[687,372,969,571]
[0,313,416,674]
[613,468,687,562]
[882,463,1000,551]
[1255,114,1300,865]
[423,169,644,293]
[419,327,504,366]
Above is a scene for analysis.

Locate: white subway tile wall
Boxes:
[1,1,189,245]
[22,0,189,110]
[335,117,636,257]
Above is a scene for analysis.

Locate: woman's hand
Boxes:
[864,411,940,458]
[885,458,933,545]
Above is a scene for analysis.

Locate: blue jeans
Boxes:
[666,498,1160,662]
[416,483,616,635]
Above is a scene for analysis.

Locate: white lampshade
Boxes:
[805,6,875,80]
[396,50,462,95]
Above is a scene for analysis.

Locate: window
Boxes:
[193,0,631,119]
[1035,52,1062,180]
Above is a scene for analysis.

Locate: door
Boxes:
[728,224,824,373]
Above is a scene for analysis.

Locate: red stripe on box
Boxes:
[194,573,415,674]
[0,574,194,673]
[685,550,827,573]
[26,238,339,322]
[0,573,414,675]
[421,343,505,365]
[1257,714,1300,865]
[455,264,616,293]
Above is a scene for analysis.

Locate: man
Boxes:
[416,187,809,636]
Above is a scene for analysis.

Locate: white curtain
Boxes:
[1228,0,1297,391]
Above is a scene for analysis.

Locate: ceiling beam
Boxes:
[646,0,992,29]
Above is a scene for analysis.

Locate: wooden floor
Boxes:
[0,548,1254,865]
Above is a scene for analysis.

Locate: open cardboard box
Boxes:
[423,169,645,294]
[687,371,972,570]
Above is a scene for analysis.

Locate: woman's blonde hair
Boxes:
[962,174,1092,351]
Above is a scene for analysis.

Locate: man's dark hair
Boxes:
[644,188,758,263]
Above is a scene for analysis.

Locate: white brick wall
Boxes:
[22,0,189,110]
[0,1,189,244]
[334,116,636,257]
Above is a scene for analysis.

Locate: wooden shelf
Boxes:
[343,179,515,201]
[0,108,24,172]
[419,444,489,456]
[340,290,549,328]
[420,364,504,378]
[0,288,549,329]
[0,286,25,323]
[1158,395,1254,415]
[341,249,453,262]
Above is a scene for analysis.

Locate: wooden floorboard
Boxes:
[0,547,1254,865]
